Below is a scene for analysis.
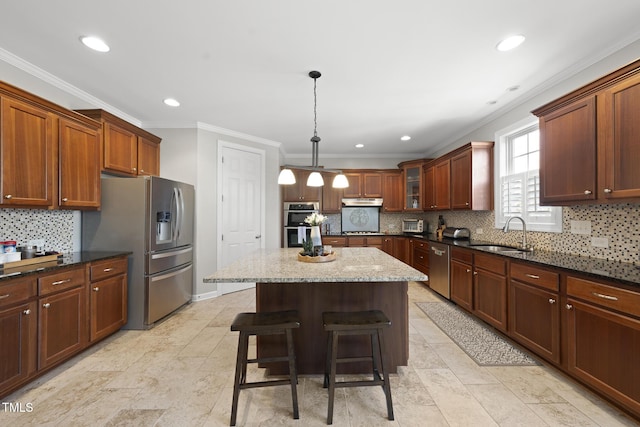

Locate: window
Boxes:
[495,118,562,232]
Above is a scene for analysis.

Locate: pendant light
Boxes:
[278,71,349,189]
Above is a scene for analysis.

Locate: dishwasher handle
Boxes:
[431,246,447,257]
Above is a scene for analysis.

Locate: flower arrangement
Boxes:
[304,212,326,226]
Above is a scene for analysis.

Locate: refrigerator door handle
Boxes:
[150,264,192,283]
[171,188,179,242]
[176,188,184,242]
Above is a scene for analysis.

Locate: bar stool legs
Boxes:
[229,310,300,426]
[322,310,394,425]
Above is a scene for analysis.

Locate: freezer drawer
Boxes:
[147,246,193,275]
[146,263,192,325]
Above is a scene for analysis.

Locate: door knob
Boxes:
[255,235,261,239]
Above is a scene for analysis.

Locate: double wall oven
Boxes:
[283,201,320,247]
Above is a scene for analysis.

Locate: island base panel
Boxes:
[256,281,408,375]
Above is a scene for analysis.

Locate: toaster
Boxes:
[442,227,470,239]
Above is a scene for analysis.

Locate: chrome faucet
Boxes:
[502,216,532,251]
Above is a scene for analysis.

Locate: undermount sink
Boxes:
[469,244,531,253]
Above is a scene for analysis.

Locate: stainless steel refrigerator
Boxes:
[82,176,195,329]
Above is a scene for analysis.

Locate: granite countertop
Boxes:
[0,251,131,282]
[203,247,428,283]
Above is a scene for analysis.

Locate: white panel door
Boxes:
[218,143,263,294]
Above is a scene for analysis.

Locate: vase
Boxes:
[310,225,322,248]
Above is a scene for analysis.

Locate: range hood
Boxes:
[341,198,383,207]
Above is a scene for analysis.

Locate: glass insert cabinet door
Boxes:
[405,165,421,209]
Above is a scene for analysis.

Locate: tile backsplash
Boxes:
[0,209,79,253]
[326,203,640,265]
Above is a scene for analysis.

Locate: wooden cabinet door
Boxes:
[509,280,560,363]
[451,150,471,209]
[0,96,55,207]
[382,172,402,212]
[38,286,86,369]
[103,122,137,175]
[0,301,37,395]
[565,298,640,416]
[403,164,423,210]
[282,169,322,202]
[394,237,411,265]
[539,96,597,204]
[423,165,435,210]
[382,236,394,255]
[58,118,101,209]
[450,259,473,312]
[433,159,451,210]
[473,253,507,332]
[343,173,363,198]
[137,135,160,176]
[362,173,382,197]
[321,172,343,213]
[90,274,127,342]
[599,73,640,200]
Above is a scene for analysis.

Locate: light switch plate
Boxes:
[570,220,591,235]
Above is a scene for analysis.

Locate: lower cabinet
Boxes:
[89,258,128,342]
[323,236,347,247]
[509,262,560,364]
[473,253,507,333]
[450,247,473,312]
[565,275,640,418]
[0,299,37,396]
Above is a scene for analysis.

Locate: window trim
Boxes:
[494,117,562,233]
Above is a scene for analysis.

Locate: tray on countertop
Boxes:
[0,253,63,270]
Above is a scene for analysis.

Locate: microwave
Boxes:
[402,219,424,233]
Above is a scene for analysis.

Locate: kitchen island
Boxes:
[203,247,427,374]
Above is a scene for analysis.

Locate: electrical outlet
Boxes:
[28,239,45,252]
[571,220,591,235]
[591,237,609,248]
[475,228,483,235]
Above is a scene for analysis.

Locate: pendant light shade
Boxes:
[277,168,296,185]
[306,171,324,187]
[332,173,349,189]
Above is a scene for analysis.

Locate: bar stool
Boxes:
[230,310,301,426]
[322,310,394,425]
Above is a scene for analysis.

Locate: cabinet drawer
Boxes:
[567,276,640,318]
[38,266,85,296]
[510,262,559,291]
[324,236,347,247]
[0,278,37,309]
[366,236,383,246]
[411,239,428,250]
[348,237,365,246]
[474,253,506,275]
[90,257,127,282]
[451,246,473,263]
[413,248,429,268]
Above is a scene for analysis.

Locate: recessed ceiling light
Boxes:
[496,35,525,52]
[80,36,110,52]
[355,144,364,148]
[163,98,180,107]
[400,135,411,141]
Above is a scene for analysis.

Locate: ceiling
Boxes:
[1,0,640,159]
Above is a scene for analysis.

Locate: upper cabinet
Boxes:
[399,160,425,211]
[282,168,322,202]
[533,59,640,205]
[450,142,493,210]
[424,158,451,211]
[0,82,102,210]
[343,172,382,198]
[75,109,161,177]
[381,170,403,212]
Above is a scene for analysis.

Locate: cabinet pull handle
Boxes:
[566,304,573,310]
[0,294,10,300]
[93,287,100,292]
[603,188,612,194]
[548,298,556,304]
[52,278,72,286]
[4,194,12,199]
[465,269,471,273]
[592,292,618,301]
[23,309,31,315]
[61,197,68,202]
[525,274,540,279]
[103,268,114,272]
[583,190,592,195]
[43,303,51,308]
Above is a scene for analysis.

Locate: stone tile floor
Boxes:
[2,282,638,426]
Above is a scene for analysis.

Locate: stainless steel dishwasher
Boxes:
[429,242,450,299]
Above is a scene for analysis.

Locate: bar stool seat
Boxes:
[322,310,394,425]
[230,310,300,426]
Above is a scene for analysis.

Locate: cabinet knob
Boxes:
[132,167,137,171]
[140,169,145,173]
[465,202,469,206]
[61,197,68,202]
[93,287,100,292]
[565,304,573,310]
[603,188,612,194]
[583,190,592,195]
[23,309,31,315]
[4,194,12,199]
[43,303,51,308]
[473,271,478,276]
[465,269,471,273]
[548,298,556,304]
